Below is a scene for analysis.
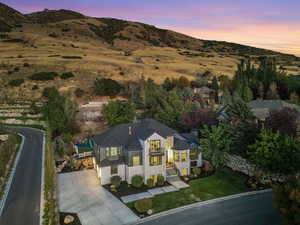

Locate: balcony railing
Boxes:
[149,147,165,156]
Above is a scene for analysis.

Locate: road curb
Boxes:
[39,130,46,225]
[0,133,25,217]
[135,189,272,224]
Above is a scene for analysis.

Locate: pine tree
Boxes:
[211,76,219,103]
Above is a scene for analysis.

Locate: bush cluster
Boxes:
[156,174,165,186]
[8,78,24,87]
[60,72,75,80]
[30,72,59,81]
[131,175,143,188]
[134,198,152,213]
[111,176,122,188]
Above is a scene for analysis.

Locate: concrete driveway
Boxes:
[58,170,139,225]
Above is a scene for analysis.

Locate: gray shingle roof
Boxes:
[93,118,179,149]
[248,100,300,119]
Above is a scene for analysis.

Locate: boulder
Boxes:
[64,215,74,224]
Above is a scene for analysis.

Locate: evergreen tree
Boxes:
[211,76,219,103]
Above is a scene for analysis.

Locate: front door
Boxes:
[166,149,174,168]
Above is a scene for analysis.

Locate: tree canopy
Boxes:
[102,100,136,127]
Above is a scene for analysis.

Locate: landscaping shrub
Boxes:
[131,175,143,188]
[203,161,214,174]
[111,176,122,188]
[8,79,24,87]
[146,178,155,188]
[157,175,165,186]
[134,198,152,213]
[23,62,30,67]
[74,88,84,98]
[192,167,202,177]
[30,72,59,81]
[60,72,75,80]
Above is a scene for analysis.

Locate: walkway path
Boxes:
[121,176,188,203]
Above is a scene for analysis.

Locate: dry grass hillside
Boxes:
[0,2,300,101]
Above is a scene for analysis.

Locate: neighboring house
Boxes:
[218,99,300,121]
[248,100,300,120]
[92,119,202,185]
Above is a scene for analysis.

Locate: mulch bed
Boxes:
[59,212,82,225]
[104,181,169,199]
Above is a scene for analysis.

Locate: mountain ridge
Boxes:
[0,2,299,99]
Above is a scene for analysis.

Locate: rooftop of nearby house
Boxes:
[248,100,300,119]
[92,118,198,151]
[217,100,300,121]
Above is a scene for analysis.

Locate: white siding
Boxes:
[126,165,144,184]
[143,133,167,181]
[98,164,126,185]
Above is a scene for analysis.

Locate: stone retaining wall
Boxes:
[225,153,284,184]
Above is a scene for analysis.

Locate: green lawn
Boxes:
[128,168,250,214]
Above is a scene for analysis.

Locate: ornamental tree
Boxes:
[200,125,231,170]
[248,129,300,176]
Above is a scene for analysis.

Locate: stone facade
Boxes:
[225,153,284,184]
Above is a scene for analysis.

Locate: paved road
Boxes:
[140,192,282,225]
[0,127,44,225]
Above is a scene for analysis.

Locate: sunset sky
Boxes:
[2,0,300,56]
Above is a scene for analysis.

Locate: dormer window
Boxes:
[149,140,161,152]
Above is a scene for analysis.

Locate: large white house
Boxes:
[92,119,202,185]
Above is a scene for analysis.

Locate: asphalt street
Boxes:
[140,192,282,225]
[0,127,44,225]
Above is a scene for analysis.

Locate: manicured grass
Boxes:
[128,168,250,214]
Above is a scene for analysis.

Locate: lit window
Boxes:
[111,165,118,174]
[110,147,118,156]
[150,140,161,152]
[174,152,180,162]
[150,156,162,166]
[181,152,188,162]
[132,156,140,166]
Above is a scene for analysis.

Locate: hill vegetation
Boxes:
[0,2,299,101]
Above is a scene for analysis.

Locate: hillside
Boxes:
[0,2,299,100]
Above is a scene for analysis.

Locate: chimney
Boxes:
[129,126,132,135]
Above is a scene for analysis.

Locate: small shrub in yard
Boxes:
[131,175,143,188]
[23,62,30,67]
[111,176,122,188]
[60,72,75,79]
[192,167,202,177]
[203,161,214,174]
[146,178,155,188]
[30,72,59,81]
[8,79,24,87]
[157,175,165,186]
[134,198,152,214]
